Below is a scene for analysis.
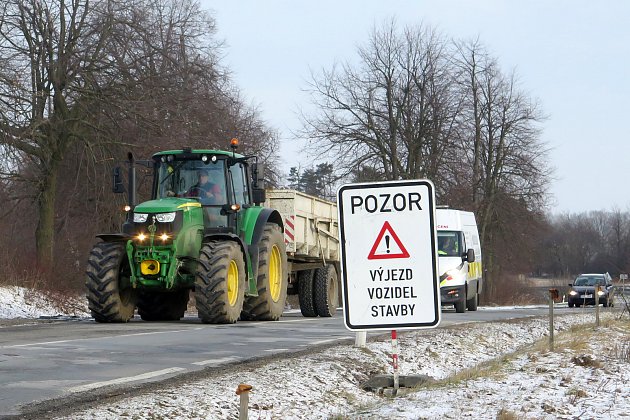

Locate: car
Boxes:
[567,273,615,308]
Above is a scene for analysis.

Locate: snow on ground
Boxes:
[58,312,629,420]
[0,286,88,320]
[1,286,628,419]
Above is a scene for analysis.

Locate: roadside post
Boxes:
[548,288,558,351]
[338,180,441,394]
[236,383,252,420]
[595,285,600,328]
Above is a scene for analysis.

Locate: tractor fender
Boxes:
[95,233,131,242]
[246,208,284,283]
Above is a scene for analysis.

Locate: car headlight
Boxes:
[133,213,148,223]
[569,290,578,296]
[155,212,177,223]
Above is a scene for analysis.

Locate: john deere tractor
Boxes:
[86,141,288,323]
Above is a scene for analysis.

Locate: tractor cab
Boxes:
[151,149,252,230]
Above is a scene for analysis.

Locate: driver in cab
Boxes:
[187,170,223,203]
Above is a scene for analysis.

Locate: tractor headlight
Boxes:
[134,213,148,223]
[156,212,176,223]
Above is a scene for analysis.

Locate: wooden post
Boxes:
[236,383,252,420]
[548,289,557,351]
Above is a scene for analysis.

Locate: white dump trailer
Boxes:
[265,189,340,317]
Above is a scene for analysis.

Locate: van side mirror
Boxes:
[464,248,475,263]
[568,283,573,287]
[113,166,125,194]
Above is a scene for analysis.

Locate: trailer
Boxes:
[265,189,340,317]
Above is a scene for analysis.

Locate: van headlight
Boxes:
[569,290,578,296]
[597,290,605,296]
[133,213,148,223]
[156,212,176,223]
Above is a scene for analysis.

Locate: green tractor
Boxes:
[86,141,288,323]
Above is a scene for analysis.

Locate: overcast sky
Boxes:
[202,0,630,214]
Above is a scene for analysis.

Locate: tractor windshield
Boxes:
[156,159,227,203]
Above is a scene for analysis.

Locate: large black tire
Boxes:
[86,242,137,323]
[314,264,339,317]
[137,289,190,321]
[242,224,288,321]
[454,299,466,313]
[568,302,575,308]
[298,269,317,317]
[195,241,245,324]
[466,289,478,311]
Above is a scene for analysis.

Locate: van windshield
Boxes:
[438,231,460,257]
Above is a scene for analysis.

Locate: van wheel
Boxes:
[466,291,478,311]
[298,269,317,317]
[454,299,466,313]
[568,302,574,308]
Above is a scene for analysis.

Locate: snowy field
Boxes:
[1,286,629,419]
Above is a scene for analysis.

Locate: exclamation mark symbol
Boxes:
[385,235,390,253]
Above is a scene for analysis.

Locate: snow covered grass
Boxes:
[0,286,88,320]
[58,312,629,420]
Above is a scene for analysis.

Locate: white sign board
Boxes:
[337,180,441,331]
[621,274,628,280]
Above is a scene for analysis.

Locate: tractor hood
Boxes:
[134,198,201,213]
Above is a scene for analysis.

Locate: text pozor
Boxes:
[350,193,422,214]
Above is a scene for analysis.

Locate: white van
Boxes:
[436,208,483,313]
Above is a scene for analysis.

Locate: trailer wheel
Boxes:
[242,223,288,321]
[138,289,189,321]
[86,242,137,323]
[195,241,245,324]
[298,269,317,317]
[314,264,338,317]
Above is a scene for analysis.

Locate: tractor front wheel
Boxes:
[86,242,137,322]
[195,241,245,324]
[242,223,288,321]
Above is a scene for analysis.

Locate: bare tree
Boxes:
[301,19,459,189]
[0,0,280,270]
[451,40,550,300]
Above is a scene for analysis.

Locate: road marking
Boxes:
[1,328,204,349]
[264,348,290,352]
[192,356,241,366]
[311,338,338,345]
[67,367,186,393]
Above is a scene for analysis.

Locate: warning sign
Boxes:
[367,221,410,260]
[337,180,440,331]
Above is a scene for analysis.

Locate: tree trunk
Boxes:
[35,162,59,267]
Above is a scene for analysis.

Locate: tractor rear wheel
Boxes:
[86,242,137,322]
[195,241,245,324]
[298,269,317,317]
[138,289,189,321]
[314,264,338,317]
[242,223,288,321]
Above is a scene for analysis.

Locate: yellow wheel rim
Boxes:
[269,244,282,302]
[227,260,239,306]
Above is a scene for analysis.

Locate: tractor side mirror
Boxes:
[252,162,265,188]
[463,248,475,263]
[251,162,266,205]
[113,166,125,194]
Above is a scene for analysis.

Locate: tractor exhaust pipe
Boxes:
[127,152,136,209]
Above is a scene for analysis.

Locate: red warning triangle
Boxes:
[367,221,410,260]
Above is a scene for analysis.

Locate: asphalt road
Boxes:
[0,304,610,417]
